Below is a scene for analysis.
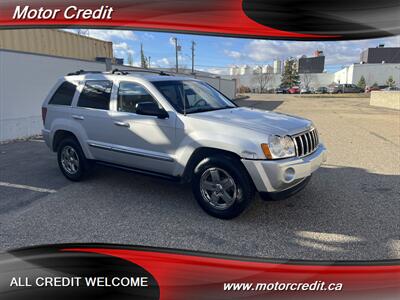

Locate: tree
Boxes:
[280,58,300,88]
[357,76,366,89]
[386,76,396,88]
[252,67,273,93]
[140,43,148,68]
[302,71,313,89]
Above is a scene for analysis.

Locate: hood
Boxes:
[189,107,312,136]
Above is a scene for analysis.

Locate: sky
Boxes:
[65,29,399,75]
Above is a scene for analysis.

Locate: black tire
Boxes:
[57,137,89,181]
[192,154,255,219]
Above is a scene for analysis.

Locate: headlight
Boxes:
[261,135,296,159]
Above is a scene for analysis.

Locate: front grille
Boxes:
[292,128,319,157]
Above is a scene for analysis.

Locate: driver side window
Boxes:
[117,81,157,113]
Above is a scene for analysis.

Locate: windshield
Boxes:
[152,80,235,114]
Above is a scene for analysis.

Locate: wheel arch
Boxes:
[182,147,249,183]
[52,130,79,152]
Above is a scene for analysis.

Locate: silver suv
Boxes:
[42,69,327,219]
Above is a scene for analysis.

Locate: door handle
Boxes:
[114,121,130,128]
[72,115,84,120]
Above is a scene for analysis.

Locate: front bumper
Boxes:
[241,144,327,193]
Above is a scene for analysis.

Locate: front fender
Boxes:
[172,131,263,176]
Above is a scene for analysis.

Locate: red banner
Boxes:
[1,0,399,40]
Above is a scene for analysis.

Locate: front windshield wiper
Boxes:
[186,106,235,114]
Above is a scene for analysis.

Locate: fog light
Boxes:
[284,168,295,182]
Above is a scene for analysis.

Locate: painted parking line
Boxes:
[0,182,57,193]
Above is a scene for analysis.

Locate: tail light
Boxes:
[41,107,47,125]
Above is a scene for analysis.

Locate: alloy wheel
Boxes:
[61,146,80,174]
[200,167,240,210]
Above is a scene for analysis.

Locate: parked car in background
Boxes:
[328,84,364,94]
[41,69,327,219]
[275,87,288,94]
[300,87,312,94]
[365,85,388,93]
[288,86,300,94]
[381,86,399,91]
[315,87,328,94]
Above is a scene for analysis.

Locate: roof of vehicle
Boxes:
[64,70,198,83]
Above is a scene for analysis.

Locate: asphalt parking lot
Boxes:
[0,94,399,260]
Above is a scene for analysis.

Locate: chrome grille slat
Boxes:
[309,131,314,149]
[292,128,319,158]
[302,135,308,154]
[297,136,304,156]
[311,130,316,149]
[293,137,299,156]
[306,132,311,152]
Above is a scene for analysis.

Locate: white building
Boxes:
[253,64,273,74]
[229,65,240,76]
[239,65,252,75]
[263,64,274,74]
[273,59,282,74]
[229,62,400,91]
[334,63,400,86]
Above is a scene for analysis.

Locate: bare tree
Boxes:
[252,67,273,93]
[302,71,313,89]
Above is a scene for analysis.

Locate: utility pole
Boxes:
[172,37,179,73]
[191,41,196,74]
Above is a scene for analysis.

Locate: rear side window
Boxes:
[49,81,76,105]
[117,81,158,113]
[77,80,113,110]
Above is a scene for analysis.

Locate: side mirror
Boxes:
[135,102,169,119]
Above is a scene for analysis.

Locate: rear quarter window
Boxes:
[77,80,113,110]
[48,81,77,106]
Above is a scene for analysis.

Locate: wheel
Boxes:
[57,137,89,181]
[192,155,255,219]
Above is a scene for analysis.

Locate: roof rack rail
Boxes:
[112,68,172,76]
[66,70,104,76]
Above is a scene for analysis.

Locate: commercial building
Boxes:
[0,29,113,61]
[334,63,400,86]
[298,52,325,73]
[360,45,400,64]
